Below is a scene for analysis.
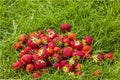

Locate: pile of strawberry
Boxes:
[12,23,113,78]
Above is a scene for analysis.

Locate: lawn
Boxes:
[0,0,120,80]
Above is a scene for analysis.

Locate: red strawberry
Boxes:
[97,53,104,62]
[46,28,52,33]
[18,34,27,43]
[38,30,43,36]
[74,40,83,49]
[34,60,47,70]
[53,46,61,53]
[26,63,34,72]
[60,23,71,32]
[32,54,39,61]
[13,41,22,50]
[62,37,70,46]
[60,60,68,67]
[75,71,82,76]
[62,64,73,73]
[42,36,50,45]
[52,54,62,63]
[53,37,62,47]
[62,47,72,58]
[72,50,84,59]
[93,69,102,76]
[75,64,82,71]
[84,53,91,59]
[54,62,61,69]
[12,60,23,70]
[47,30,57,39]
[26,38,38,49]
[37,48,48,60]
[84,36,93,45]
[68,32,76,40]
[104,53,113,59]
[47,48,54,56]
[48,42,56,49]
[32,71,41,79]
[29,32,38,39]
[82,45,91,54]
[23,46,32,54]
[19,51,26,58]
[21,54,33,64]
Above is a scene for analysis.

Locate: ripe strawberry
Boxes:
[53,46,61,53]
[75,64,82,71]
[29,32,38,39]
[19,51,25,58]
[34,60,47,70]
[84,36,93,45]
[74,40,83,50]
[60,60,68,67]
[72,50,84,59]
[12,60,23,70]
[23,46,32,54]
[60,23,71,32]
[18,34,27,43]
[26,64,34,72]
[75,71,82,76]
[41,36,50,45]
[37,48,48,60]
[47,30,57,39]
[62,47,72,58]
[62,37,70,46]
[32,71,41,79]
[93,69,102,76]
[37,30,43,36]
[21,54,33,64]
[68,32,76,40]
[62,64,73,73]
[32,54,39,61]
[26,38,38,49]
[52,54,62,63]
[48,42,56,49]
[82,45,91,54]
[47,48,54,56]
[104,53,113,59]
[13,41,22,50]
[54,62,61,69]
[53,37,62,47]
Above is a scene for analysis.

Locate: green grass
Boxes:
[0,0,120,80]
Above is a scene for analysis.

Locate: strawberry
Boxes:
[104,53,113,59]
[82,45,91,54]
[68,58,77,66]
[47,48,54,56]
[52,54,62,63]
[74,40,83,50]
[62,47,72,58]
[32,71,41,79]
[13,41,22,50]
[29,32,38,39]
[19,51,26,58]
[26,38,38,49]
[46,28,52,33]
[84,53,91,59]
[97,53,104,62]
[32,54,39,61]
[75,71,82,76]
[34,60,47,70]
[48,42,56,49]
[47,30,57,39]
[74,64,82,71]
[93,69,102,76]
[37,48,48,60]
[12,60,23,70]
[84,36,93,45]
[60,23,71,32]
[45,58,52,66]
[54,62,61,69]
[37,30,43,36]
[21,54,33,64]
[72,50,84,59]
[53,37,62,47]
[62,37,70,46]
[23,46,32,54]
[60,60,68,67]
[62,64,73,73]
[18,34,27,43]
[53,46,61,53]
[41,36,50,45]
[26,63,34,72]
[68,32,76,40]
